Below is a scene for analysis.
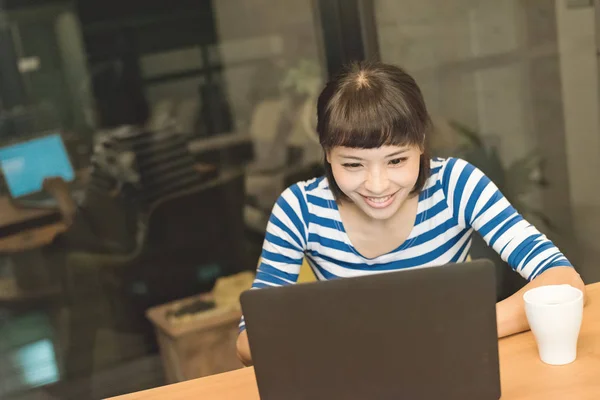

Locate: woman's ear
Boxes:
[325,150,332,164]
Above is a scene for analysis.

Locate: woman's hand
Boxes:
[496,266,586,338]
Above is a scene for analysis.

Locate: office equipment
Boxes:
[241,260,501,400]
[0,133,82,208]
[107,279,600,400]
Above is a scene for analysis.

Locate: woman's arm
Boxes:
[237,329,252,366]
[236,184,309,365]
[441,158,584,335]
[496,266,585,338]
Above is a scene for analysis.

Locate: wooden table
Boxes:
[111,282,600,400]
[0,196,66,252]
[0,196,67,295]
[0,168,91,252]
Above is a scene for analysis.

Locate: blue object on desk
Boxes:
[0,133,75,198]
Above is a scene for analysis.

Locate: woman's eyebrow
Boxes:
[385,149,408,158]
[338,154,363,160]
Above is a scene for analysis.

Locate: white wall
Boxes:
[375,0,534,165]
[212,0,322,131]
[555,0,600,281]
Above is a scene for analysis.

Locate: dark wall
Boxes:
[76,0,223,130]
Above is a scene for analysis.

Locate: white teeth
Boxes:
[367,195,391,203]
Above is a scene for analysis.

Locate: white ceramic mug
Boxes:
[523,284,583,365]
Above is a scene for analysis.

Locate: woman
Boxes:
[236,61,584,365]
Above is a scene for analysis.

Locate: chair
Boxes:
[81,128,247,312]
[62,169,249,377]
[57,127,245,375]
[101,170,249,315]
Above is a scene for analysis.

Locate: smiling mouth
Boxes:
[365,195,392,203]
[360,191,398,208]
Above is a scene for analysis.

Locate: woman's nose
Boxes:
[364,168,390,194]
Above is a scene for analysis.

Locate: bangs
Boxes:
[320,115,425,150]
[317,61,430,151]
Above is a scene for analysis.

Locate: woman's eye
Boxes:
[389,157,407,166]
[342,163,362,169]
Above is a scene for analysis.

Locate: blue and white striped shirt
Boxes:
[240,157,572,330]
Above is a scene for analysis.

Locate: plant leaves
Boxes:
[446,119,554,230]
[449,120,484,147]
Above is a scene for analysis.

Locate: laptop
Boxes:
[240,260,501,400]
[0,133,83,208]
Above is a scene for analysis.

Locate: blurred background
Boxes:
[0,0,599,398]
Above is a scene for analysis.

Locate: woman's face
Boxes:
[327,144,422,221]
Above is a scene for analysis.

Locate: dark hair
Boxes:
[317,61,432,202]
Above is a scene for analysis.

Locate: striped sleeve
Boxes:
[239,184,308,331]
[441,157,573,281]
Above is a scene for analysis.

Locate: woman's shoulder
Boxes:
[429,156,469,169]
[429,157,448,174]
[284,176,333,200]
[274,176,333,214]
[272,176,333,229]
[428,157,487,195]
[429,157,475,180]
[426,157,452,186]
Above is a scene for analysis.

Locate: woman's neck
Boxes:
[337,193,421,258]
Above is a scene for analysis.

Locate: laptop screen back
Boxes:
[241,260,501,400]
[0,133,74,198]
